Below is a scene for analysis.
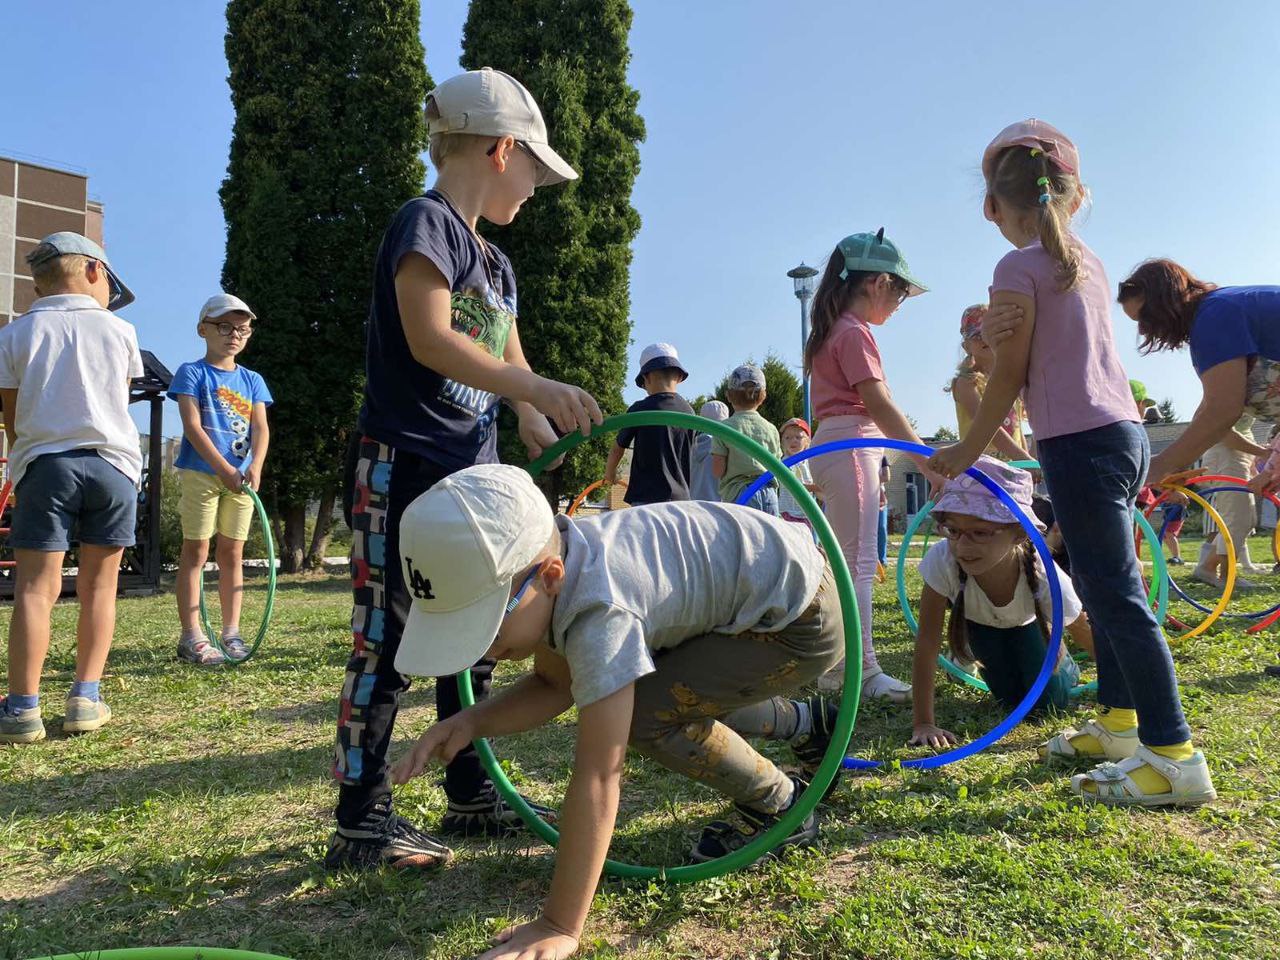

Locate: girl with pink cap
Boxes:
[909,458,1087,749]
[929,120,1215,807]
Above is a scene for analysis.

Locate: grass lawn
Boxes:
[3,559,1280,960]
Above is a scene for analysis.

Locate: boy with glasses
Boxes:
[167,294,273,665]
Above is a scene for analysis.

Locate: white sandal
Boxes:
[1070,745,1217,808]
[1039,718,1138,762]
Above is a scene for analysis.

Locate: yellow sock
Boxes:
[1067,707,1138,756]
[1079,739,1195,797]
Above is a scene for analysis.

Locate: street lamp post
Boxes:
[787,262,819,423]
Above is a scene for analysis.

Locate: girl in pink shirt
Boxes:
[929,120,1214,808]
[806,229,938,703]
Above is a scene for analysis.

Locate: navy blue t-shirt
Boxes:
[358,191,517,470]
[1189,286,1280,375]
[616,392,695,505]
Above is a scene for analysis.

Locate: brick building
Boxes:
[1,155,104,327]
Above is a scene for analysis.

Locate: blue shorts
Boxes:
[9,450,138,551]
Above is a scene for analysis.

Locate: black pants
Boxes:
[332,436,493,828]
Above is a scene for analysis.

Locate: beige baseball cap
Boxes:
[426,67,578,187]
[393,464,556,678]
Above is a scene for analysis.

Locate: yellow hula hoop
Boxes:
[1158,482,1236,640]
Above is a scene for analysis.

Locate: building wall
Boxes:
[0,156,96,326]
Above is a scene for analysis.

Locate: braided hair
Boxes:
[945,538,1047,662]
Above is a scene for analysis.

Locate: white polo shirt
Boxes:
[0,294,144,486]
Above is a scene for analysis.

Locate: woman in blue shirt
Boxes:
[1115,259,1277,484]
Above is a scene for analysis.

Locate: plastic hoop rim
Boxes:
[200,486,277,664]
[738,440,1065,771]
[456,411,861,882]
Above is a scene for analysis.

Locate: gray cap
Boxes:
[729,363,766,391]
[200,293,257,322]
[26,231,135,311]
[426,68,578,187]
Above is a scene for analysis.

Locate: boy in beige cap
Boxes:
[326,68,603,871]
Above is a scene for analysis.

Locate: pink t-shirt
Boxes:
[810,312,884,419]
[990,239,1136,441]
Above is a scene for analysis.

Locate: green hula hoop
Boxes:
[458,411,861,882]
[23,950,295,960]
[199,486,277,664]
[895,463,1168,692]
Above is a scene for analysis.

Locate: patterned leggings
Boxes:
[331,437,492,828]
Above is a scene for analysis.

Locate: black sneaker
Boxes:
[790,696,843,800]
[440,780,558,838]
[1264,664,1280,679]
[325,799,453,870]
[690,775,819,863]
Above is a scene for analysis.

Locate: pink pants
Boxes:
[810,415,884,670]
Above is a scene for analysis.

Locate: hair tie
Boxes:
[1029,148,1042,157]
[1038,193,1051,205]
[1036,176,1050,187]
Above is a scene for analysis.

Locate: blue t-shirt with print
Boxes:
[1189,286,1280,375]
[357,190,517,471]
[168,360,273,474]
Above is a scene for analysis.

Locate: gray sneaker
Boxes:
[63,696,112,735]
[0,699,46,744]
[178,635,226,666]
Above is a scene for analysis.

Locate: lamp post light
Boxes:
[787,262,819,423]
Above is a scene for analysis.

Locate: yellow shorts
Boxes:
[178,468,254,541]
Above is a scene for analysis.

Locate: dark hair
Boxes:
[987,146,1083,291]
[946,540,1047,662]
[1117,258,1217,354]
[803,249,881,376]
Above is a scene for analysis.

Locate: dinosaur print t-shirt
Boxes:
[358,190,518,471]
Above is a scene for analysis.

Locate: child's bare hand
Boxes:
[535,378,603,439]
[909,723,958,749]
[243,465,262,491]
[980,302,1024,347]
[477,918,579,960]
[1250,471,1280,496]
[927,444,978,481]
[391,717,476,785]
[218,465,245,492]
[517,409,564,468]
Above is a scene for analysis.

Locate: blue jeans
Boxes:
[876,506,889,564]
[1037,421,1191,746]
[742,484,779,516]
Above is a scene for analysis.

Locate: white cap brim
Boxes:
[394,577,511,677]
[524,141,578,186]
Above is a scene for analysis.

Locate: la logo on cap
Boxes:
[404,557,435,600]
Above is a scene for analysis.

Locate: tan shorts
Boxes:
[178,468,254,541]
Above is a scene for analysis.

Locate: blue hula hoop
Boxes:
[737,438,1064,770]
[1160,484,1280,621]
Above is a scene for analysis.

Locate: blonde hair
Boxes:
[425,98,490,170]
[987,146,1086,291]
[30,253,91,292]
[727,385,763,410]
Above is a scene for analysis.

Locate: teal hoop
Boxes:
[23,950,295,960]
[457,411,861,882]
[199,486,277,664]
[894,460,1167,694]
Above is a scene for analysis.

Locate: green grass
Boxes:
[3,563,1280,960]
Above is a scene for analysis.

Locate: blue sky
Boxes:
[6,0,1280,440]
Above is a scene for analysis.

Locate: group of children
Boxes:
[0,64,1223,960]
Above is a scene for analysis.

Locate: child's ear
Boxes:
[540,555,566,597]
[983,193,998,223]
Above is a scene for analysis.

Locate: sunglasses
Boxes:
[486,139,548,179]
[504,566,539,617]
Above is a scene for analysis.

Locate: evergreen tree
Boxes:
[1158,398,1178,423]
[221,0,429,569]
[461,0,644,504]
[933,425,958,441]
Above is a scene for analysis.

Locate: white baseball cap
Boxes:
[393,464,556,677]
[200,293,256,322]
[426,67,578,187]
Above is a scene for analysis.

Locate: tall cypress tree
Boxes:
[460,0,644,503]
[221,0,429,569]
